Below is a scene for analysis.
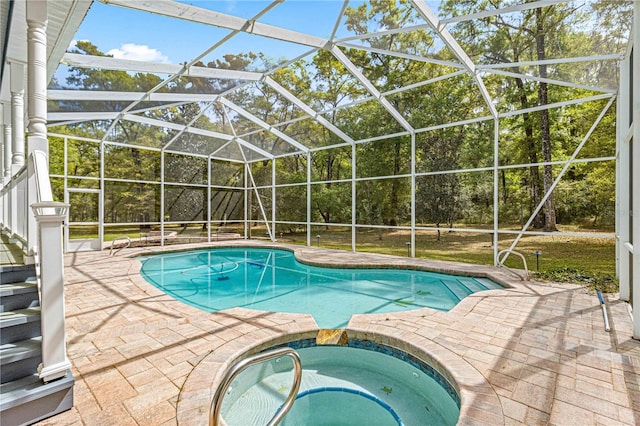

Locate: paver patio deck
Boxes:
[34,241,640,425]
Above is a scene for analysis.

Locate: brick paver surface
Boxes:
[35,241,640,425]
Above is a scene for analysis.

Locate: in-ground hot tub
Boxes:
[220,339,460,426]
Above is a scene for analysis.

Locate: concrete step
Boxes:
[0,281,37,296]
[0,308,41,344]
[0,281,39,313]
[0,265,37,285]
[0,371,74,425]
[0,337,42,384]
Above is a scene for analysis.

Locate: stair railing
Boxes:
[210,347,302,426]
[31,201,72,383]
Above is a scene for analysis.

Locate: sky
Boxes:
[69,1,446,65]
[72,1,357,66]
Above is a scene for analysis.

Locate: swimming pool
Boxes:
[220,339,460,425]
[139,247,502,328]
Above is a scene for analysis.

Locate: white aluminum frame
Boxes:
[7,0,621,304]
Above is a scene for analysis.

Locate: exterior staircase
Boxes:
[0,264,74,425]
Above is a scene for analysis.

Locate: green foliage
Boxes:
[49,2,622,256]
[534,268,618,293]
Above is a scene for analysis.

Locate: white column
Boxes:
[632,1,640,339]
[32,202,72,383]
[3,104,11,182]
[7,64,25,243]
[0,104,4,231]
[0,104,4,180]
[26,0,50,259]
[618,56,630,302]
[10,62,26,170]
[1,103,8,235]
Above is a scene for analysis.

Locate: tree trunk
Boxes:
[514,76,544,228]
[389,141,402,227]
[536,7,558,232]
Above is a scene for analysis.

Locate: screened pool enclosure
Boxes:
[1,1,637,295]
[32,0,625,260]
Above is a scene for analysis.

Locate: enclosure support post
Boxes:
[272,158,276,241]
[632,2,640,339]
[239,148,272,241]
[502,96,616,262]
[208,155,212,243]
[244,163,248,240]
[160,149,165,246]
[352,142,356,252]
[62,137,68,251]
[410,132,416,258]
[493,118,499,265]
[618,53,630,302]
[307,151,311,247]
[99,141,104,250]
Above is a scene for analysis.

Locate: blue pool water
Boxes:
[139,247,502,328]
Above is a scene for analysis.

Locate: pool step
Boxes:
[476,277,502,289]
[440,280,472,301]
[457,277,489,293]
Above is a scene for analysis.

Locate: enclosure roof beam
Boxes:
[336,42,465,70]
[47,90,222,102]
[486,69,618,94]
[478,54,624,70]
[498,93,614,118]
[409,0,498,118]
[330,45,414,133]
[218,97,309,153]
[122,113,232,140]
[161,101,219,152]
[336,24,433,44]
[122,112,274,159]
[233,137,274,160]
[48,111,120,121]
[62,53,263,81]
[263,76,356,145]
[440,0,567,25]
[98,0,327,49]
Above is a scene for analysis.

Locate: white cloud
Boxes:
[106,43,169,63]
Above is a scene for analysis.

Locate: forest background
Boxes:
[47,0,632,288]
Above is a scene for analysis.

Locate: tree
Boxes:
[416,129,465,240]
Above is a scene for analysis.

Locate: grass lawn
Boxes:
[285,226,617,292]
[69,222,618,291]
[285,228,614,273]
